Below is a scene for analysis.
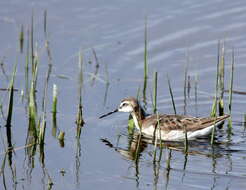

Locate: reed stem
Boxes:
[143,17,148,104]
[228,49,234,114]
[210,47,220,117]
[184,125,188,153]
[210,124,215,145]
[219,41,225,116]
[153,72,157,114]
[228,49,235,130]
[19,24,24,53]
[167,75,176,114]
[52,84,57,115]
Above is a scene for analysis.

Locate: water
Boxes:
[1,0,246,189]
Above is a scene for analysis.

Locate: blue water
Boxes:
[1,0,246,189]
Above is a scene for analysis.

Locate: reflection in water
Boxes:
[165,149,172,190]
[25,120,37,186]
[0,152,17,190]
[142,18,148,110]
[101,134,147,161]
[91,48,100,86]
[153,160,161,190]
[101,134,146,188]
[103,79,110,106]
[181,153,189,183]
[5,123,13,167]
[210,147,218,190]
[75,127,82,189]
[100,128,239,189]
[1,0,246,189]
[0,154,7,189]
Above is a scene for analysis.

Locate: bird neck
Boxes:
[131,105,146,131]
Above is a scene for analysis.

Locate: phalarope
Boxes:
[99,97,230,141]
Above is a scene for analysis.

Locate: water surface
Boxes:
[0,0,246,189]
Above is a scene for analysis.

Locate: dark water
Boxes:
[1,0,246,189]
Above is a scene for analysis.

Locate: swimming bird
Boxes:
[99,97,230,141]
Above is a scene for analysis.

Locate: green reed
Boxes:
[153,72,158,114]
[6,63,17,151]
[184,125,188,153]
[52,84,58,122]
[44,10,47,36]
[6,63,17,127]
[19,24,24,53]
[76,51,84,128]
[128,115,135,135]
[153,113,159,162]
[210,42,223,145]
[184,50,189,114]
[210,121,216,145]
[31,12,34,74]
[210,47,220,117]
[51,83,57,138]
[38,117,46,147]
[143,17,148,104]
[25,29,30,97]
[58,131,65,147]
[42,9,53,127]
[228,49,235,129]
[157,114,163,162]
[167,75,176,114]
[228,49,234,113]
[28,50,39,138]
[128,88,141,134]
[218,41,225,116]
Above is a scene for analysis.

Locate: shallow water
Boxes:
[1,0,246,189]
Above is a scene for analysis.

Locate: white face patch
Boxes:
[118,101,134,112]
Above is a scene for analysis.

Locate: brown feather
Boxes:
[142,114,230,131]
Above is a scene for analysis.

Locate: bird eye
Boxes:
[122,103,128,107]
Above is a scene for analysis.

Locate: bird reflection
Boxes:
[101,133,147,161]
[101,128,229,161]
[101,128,235,190]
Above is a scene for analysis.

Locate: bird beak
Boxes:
[99,108,118,119]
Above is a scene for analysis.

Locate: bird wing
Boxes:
[143,114,229,131]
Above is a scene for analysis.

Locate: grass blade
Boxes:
[6,63,17,127]
[210,46,220,117]
[19,24,24,53]
[153,71,158,114]
[44,10,47,37]
[143,17,148,105]
[228,49,235,130]
[228,49,234,114]
[167,75,176,114]
[76,51,84,127]
[5,63,17,166]
[219,41,225,116]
